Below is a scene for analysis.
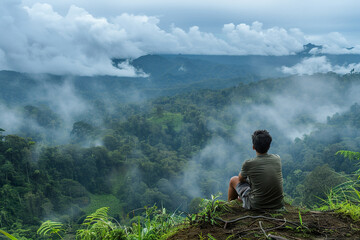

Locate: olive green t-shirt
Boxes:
[241,153,284,209]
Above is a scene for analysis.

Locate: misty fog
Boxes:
[179,73,360,199]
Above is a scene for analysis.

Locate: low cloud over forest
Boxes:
[1,1,360,76]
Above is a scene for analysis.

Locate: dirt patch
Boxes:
[168,202,360,239]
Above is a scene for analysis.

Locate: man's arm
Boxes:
[238,172,247,183]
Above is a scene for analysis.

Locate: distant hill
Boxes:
[2,47,360,105]
[117,47,360,85]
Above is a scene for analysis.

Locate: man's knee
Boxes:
[229,176,240,187]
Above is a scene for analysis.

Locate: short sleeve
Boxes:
[241,160,250,178]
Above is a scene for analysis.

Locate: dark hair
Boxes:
[252,130,272,154]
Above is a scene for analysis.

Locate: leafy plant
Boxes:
[37,220,64,239]
[0,229,18,240]
[76,207,126,240]
[36,205,184,240]
[336,151,360,161]
[337,150,360,178]
[126,204,184,240]
[298,211,303,226]
[319,151,360,221]
[188,193,228,226]
[207,233,217,240]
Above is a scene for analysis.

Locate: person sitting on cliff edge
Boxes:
[228,129,284,210]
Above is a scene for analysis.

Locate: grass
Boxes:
[318,186,360,221]
[125,205,185,240]
[335,201,360,221]
[317,150,360,222]
[158,225,186,240]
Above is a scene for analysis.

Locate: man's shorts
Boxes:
[235,182,251,209]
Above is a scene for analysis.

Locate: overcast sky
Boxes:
[1,0,360,76]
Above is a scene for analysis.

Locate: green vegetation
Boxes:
[76,207,125,240]
[37,221,64,239]
[0,229,18,240]
[318,150,360,221]
[83,194,123,216]
[35,206,183,240]
[1,72,360,238]
[187,194,228,226]
[148,112,184,132]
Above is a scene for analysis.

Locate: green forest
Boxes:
[1,71,360,239]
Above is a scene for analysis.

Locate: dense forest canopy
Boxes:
[0,66,360,238]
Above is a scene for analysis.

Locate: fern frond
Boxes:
[0,229,18,240]
[37,220,64,238]
[83,207,109,226]
[336,151,360,161]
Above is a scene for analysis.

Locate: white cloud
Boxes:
[169,25,238,54]
[281,56,360,75]
[0,3,146,76]
[222,22,306,55]
[0,2,359,76]
[307,32,360,54]
[36,80,88,125]
[0,104,23,133]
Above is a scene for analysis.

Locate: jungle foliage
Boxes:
[1,73,360,238]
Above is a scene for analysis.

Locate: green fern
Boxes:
[76,207,126,240]
[337,151,360,178]
[336,150,360,161]
[37,220,64,239]
[83,207,110,226]
[38,206,180,240]
[0,229,18,240]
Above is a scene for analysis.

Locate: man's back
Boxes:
[241,154,284,209]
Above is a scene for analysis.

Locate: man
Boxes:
[228,130,284,209]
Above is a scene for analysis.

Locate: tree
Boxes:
[103,135,118,151]
[155,106,164,117]
[71,121,95,143]
[303,164,345,206]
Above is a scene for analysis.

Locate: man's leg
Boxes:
[228,176,240,201]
